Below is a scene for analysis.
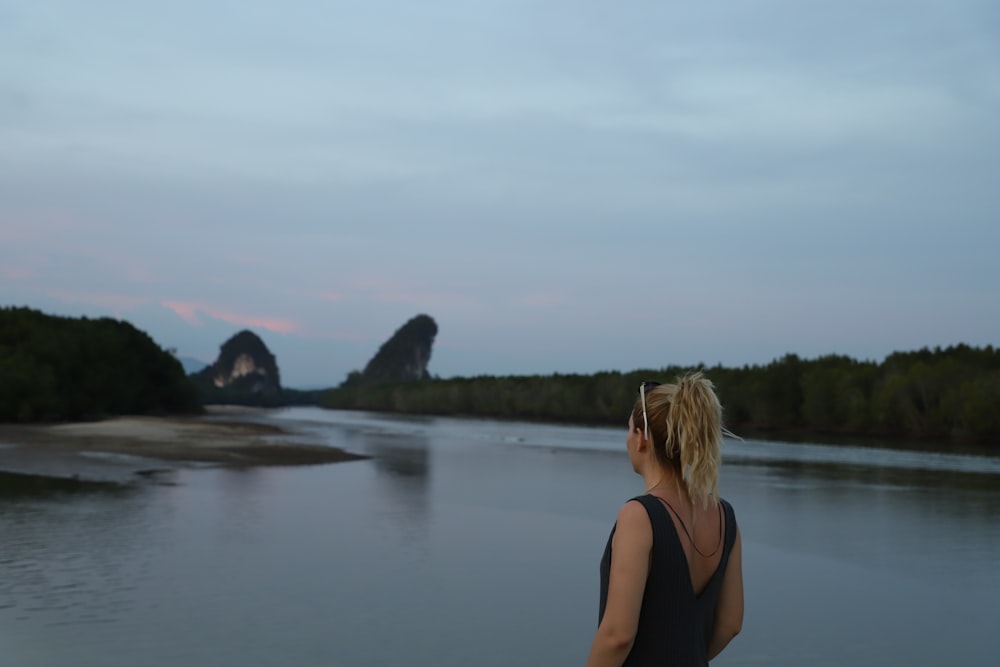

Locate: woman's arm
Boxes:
[707,526,743,661]
[585,501,652,667]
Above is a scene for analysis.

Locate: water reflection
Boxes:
[367,434,430,479]
[363,431,431,543]
[210,468,279,546]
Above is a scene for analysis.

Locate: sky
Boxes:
[2,0,999,388]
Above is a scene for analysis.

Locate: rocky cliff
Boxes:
[193,330,281,396]
[349,314,438,385]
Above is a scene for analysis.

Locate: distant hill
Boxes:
[345,314,438,386]
[178,356,208,375]
[190,330,282,404]
[0,306,202,422]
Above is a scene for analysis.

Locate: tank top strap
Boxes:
[717,498,738,574]
[628,494,678,552]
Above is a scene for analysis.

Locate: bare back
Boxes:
[648,493,725,596]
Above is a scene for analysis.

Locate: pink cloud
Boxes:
[162,301,203,326]
[161,300,298,335]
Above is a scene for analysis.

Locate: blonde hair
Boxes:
[631,372,723,508]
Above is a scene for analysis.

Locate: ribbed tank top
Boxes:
[598,495,737,667]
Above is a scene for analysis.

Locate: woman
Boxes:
[586,373,743,666]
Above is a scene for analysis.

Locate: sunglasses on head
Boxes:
[639,381,661,439]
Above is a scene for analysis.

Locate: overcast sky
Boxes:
[2,0,998,387]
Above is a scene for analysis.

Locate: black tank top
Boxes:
[598,495,737,667]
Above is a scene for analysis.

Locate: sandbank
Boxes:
[0,411,367,483]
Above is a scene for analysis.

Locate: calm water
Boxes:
[2,407,999,666]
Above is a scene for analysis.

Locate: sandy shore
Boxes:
[0,411,368,482]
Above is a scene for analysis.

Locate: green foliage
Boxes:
[0,307,202,422]
[324,345,1000,446]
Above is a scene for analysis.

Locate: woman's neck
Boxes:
[642,464,684,497]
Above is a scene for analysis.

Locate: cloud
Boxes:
[2,0,997,386]
[0,210,94,244]
[340,276,473,310]
[42,289,150,313]
[1,266,33,280]
[510,292,566,308]
[162,301,203,326]
[161,300,298,335]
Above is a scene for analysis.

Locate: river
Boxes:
[2,407,998,666]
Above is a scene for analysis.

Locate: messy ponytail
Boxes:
[632,372,724,508]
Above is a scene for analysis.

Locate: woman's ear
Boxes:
[635,429,648,451]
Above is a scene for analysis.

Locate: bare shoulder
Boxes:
[615,499,652,534]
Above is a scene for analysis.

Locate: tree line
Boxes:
[0,307,201,421]
[324,344,1000,446]
[4,304,997,445]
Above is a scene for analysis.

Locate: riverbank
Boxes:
[0,409,368,483]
